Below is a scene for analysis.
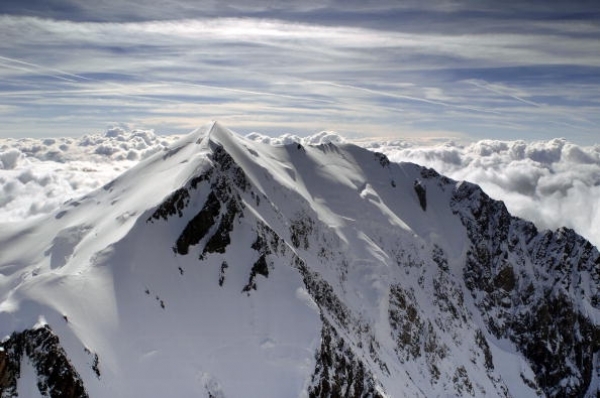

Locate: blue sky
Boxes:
[1,1,599,144]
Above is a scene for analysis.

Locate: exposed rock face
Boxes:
[153,145,249,259]
[413,180,427,211]
[308,317,383,398]
[150,142,600,397]
[2,125,599,397]
[0,326,88,398]
[174,191,221,255]
[450,179,600,398]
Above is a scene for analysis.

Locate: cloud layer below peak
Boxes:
[2,128,600,250]
[370,137,600,248]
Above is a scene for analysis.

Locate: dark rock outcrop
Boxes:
[0,325,88,398]
[450,180,600,398]
[308,318,383,398]
[413,180,427,211]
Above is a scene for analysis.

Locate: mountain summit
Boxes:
[0,122,598,397]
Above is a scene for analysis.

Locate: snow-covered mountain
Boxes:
[0,122,598,397]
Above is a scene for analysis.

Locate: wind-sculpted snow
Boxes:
[368,138,600,249]
[246,133,600,249]
[2,127,600,253]
[0,127,180,222]
[1,122,598,397]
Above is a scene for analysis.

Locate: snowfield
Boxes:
[0,122,598,397]
[2,126,600,250]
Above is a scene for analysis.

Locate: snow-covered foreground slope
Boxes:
[0,122,598,397]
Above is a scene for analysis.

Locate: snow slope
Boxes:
[0,122,598,397]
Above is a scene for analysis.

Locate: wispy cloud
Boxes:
[465,80,542,108]
[0,55,92,83]
[0,4,599,143]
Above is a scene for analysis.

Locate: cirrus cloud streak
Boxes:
[0,8,599,143]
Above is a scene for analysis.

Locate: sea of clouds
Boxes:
[2,128,599,249]
[0,128,180,222]
[374,138,600,250]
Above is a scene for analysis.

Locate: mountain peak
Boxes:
[0,124,598,397]
[191,120,238,149]
[204,120,232,143]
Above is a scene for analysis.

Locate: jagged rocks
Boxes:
[474,329,494,372]
[210,146,250,192]
[451,180,600,398]
[242,226,279,292]
[298,263,352,330]
[290,213,314,250]
[431,245,448,271]
[0,326,88,398]
[512,295,598,397]
[308,318,383,398]
[388,285,422,361]
[373,152,390,168]
[493,265,516,292]
[160,144,250,258]
[218,261,228,286]
[174,191,221,255]
[5,125,598,397]
[452,366,475,396]
[0,350,15,396]
[147,187,190,221]
[413,180,427,211]
[148,170,213,223]
[242,255,269,293]
[201,199,239,257]
[387,284,451,383]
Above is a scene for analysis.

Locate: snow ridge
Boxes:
[0,122,598,397]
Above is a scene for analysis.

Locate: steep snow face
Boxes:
[0,122,598,397]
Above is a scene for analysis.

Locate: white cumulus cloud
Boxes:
[369,137,600,249]
[2,128,599,250]
[0,127,180,222]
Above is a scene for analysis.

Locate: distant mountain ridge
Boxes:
[0,122,598,397]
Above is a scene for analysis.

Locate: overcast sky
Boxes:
[1,1,599,144]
